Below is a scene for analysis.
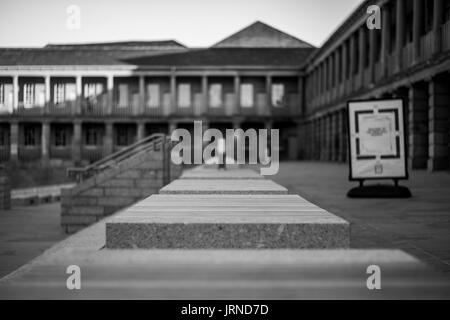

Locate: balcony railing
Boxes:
[0,147,10,162]
[48,102,75,115]
[402,42,414,69]
[81,100,108,116]
[50,146,72,159]
[112,104,137,116]
[81,146,103,163]
[143,106,165,117]
[18,146,41,161]
[16,103,45,116]
[420,31,437,61]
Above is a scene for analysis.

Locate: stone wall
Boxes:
[61,149,181,233]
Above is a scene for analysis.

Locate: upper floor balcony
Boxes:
[0,75,302,118]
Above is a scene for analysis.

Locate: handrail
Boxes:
[67,133,166,182]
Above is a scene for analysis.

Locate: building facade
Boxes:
[0,22,312,167]
[1,0,450,173]
[303,0,450,172]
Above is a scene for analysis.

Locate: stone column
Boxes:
[170,73,176,115]
[169,122,177,134]
[12,75,19,112]
[428,78,450,171]
[45,75,51,112]
[330,112,336,162]
[349,34,356,89]
[297,76,304,116]
[202,75,208,115]
[107,75,114,115]
[138,75,145,115]
[413,0,424,62]
[10,122,19,162]
[342,42,348,84]
[396,0,406,71]
[75,75,82,115]
[41,121,50,164]
[381,5,391,75]
[359,27,367,79]
[137,122,145,141]
[72,121,82,163]
[266,75,272,115]
[234,75,240,115]
[104,122,114,157]
[334,51,340,93]
[368,28,376,83]
[408,84,428,169]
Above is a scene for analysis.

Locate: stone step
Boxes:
[180,167,264,180]
[159,179,287,194]
[105,194,349,249]
[2,248,449,299]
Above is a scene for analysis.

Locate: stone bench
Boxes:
[105,194,349,249]
[180,167,264,180]
[159,179,288,194]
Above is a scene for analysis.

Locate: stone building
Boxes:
[0,0,449,174]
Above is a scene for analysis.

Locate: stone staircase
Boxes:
[61,134,181,233]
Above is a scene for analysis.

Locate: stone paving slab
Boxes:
[180,167,264,180]
[105,195,350,249]
[159,179,288,194]
[1,247,449,299]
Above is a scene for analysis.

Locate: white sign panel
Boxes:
[348,99,407,180]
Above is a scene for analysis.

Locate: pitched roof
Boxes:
[123,48,315,67]
[213,21,314,48]
[0,48,187,66]
[45,40,186,50]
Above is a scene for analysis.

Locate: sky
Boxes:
[0,0,364,48]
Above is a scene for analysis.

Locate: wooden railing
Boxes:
[402,42,415,69]
[0,147,10,162]
[81,147,104,164]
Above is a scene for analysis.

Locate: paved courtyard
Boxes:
[0,203,66,278]
[1,161,450,280]
[270,162,450,274]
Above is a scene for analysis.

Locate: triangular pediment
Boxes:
[213,21,313,48]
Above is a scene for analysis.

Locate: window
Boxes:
[54,127,68,147]
[178,83,191,108]
[118,84,129,107]
[147,84,160,108]
[271,84,285,107]
[24,84,44,107]
[85,127,100,147]
[54,83,76,105]
[240,84,254,108]
[209,84,222,108]
[24,126,38,147]
[84,83,103,99]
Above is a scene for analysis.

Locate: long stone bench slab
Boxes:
[1,246,449,299]
[180,167,264,180]
[159,179,287,194]
[105,195,349,249]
